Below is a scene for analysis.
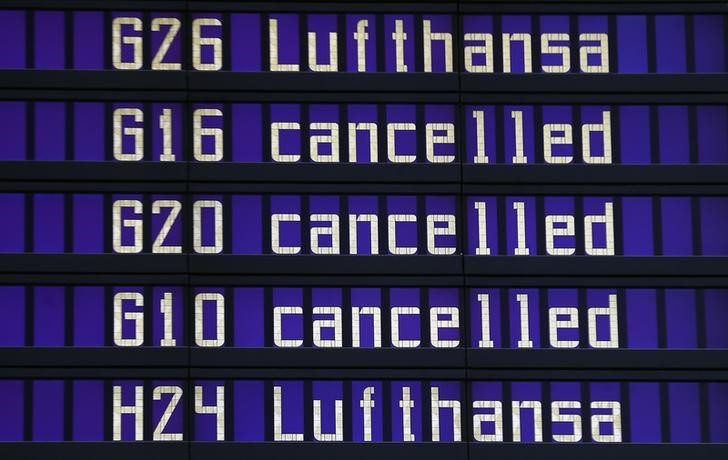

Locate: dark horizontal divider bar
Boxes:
[0,367,725,380]
[0,273,725,287]
[461,1,728,13]
[463,165,728,185]
[190,164,460,184]
[3,89,728,104]
[0,181,187,193]
[192,443,466,460]
[0,368,188,378]
[462,93,728,104]
[190,348,467,368]
[190,255,463,275]
[0,348,189,367]
[0,162,187,182]
[190,368,467,379]
[4,72,720,93]
[462,184,728,194]
[468,369,728,381]
[190,274,464,286]
[468,349,728,370]
[464,276,728,288]
[190,1,457,12]
[189,91,460,103]
[0,443,726,460]
[0,89,188,102]
[0,273,189,284]
[1,348,724,371]
[0,443,189,460]
[465,256,728,276]
[188,73,459,93]
[188,182,458,193]
[5,164,728,186]
[0,255,187,274]
[462,74,728,94]
[469,444,728,460]
[2,255,726,276]
[0,71,186,91]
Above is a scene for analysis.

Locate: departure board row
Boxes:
[2,11,727,73]
[1,286,725,349]
[1,102,727,164]
[2,194,726,256]
[0,379,726,443]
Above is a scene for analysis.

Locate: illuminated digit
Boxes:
[516,293,533,348]
[112,17,143,70]
[513,201,530,255]
[473,201,491,255]
[160,292,176,347]
[477,293,493,348]
[195,386,225,441]
[472,110,488,164]
[151,18,182,70]
[192,18,222,71]
[195,292,225,347]
[193,200,223,254]
[113,292,144,347]
[152,386,183,441]
[152,200,182,254]
[511,110,527,163]
[112,200,143,253]
[193,109,223,162]
[159,108,175,161]
[113,108,144,161]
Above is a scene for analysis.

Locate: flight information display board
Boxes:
[1,1,727,458]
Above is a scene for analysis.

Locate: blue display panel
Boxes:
[1,193,726,256]
[1,11,726,73]
[1,286,725,349]
[0,379,726,442]
[2,102,728,164]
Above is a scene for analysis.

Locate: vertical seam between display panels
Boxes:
[185,0,192,454]
[456,1,472,455]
